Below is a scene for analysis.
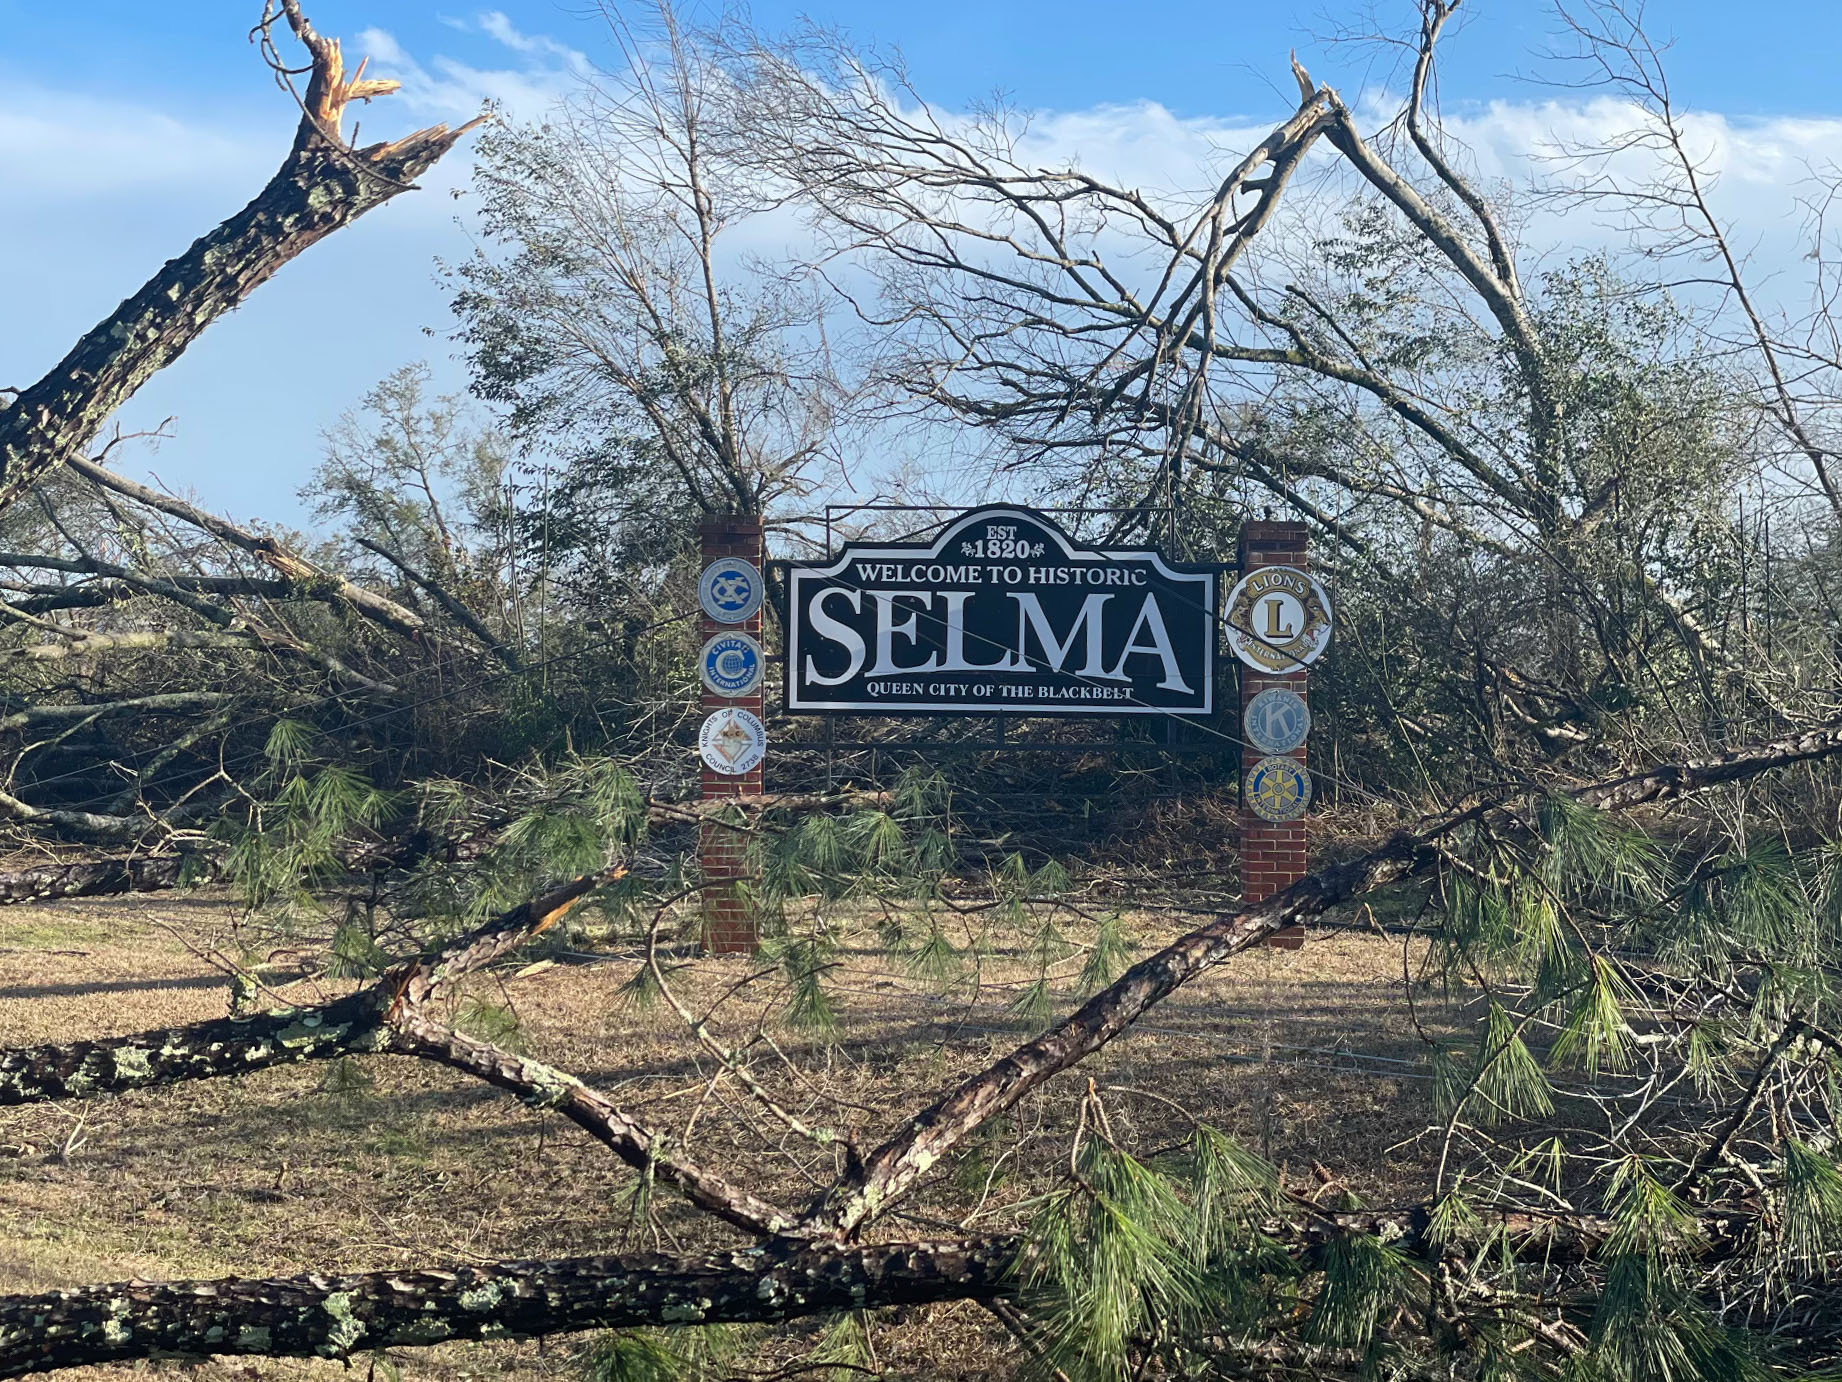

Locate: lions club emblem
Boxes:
[1225,566,1332,674]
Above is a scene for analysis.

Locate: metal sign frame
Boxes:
[763,503,1235,758]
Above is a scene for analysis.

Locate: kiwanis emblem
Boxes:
[699,632,764,698]
[699,559,763,624]
[698,707,767,776]
[1243,687,1311,755]
[1225,565,1333,674]
[1244,755,1311,823]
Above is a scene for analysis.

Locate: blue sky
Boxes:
[3,1,1840,525]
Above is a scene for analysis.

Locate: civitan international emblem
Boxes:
[698,707,767,775]
[1243,687,1311,755]
[699,558,764,624]
[1225,566,1333,673]
[699,632,765,698]
[783,507,1217,715]
[1244,754,1311,823]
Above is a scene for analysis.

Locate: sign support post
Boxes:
[698,515,765,954]
[1236,520,1312,948]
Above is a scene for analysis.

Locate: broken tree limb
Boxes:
[65,456,428,640]
[0,864,795,1237]
[0,4,483,514]
[0,871,616,1105]
[353,536,521,668]
[0,791,165,845]
[0,692,229,734]
[803,712,1842,1237]
[0,852,204,906]
[387,1013,797,1235]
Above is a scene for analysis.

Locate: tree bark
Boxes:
[0,1200,1768,1378]
[0,1239,1015,1378]
[0,853,203,906]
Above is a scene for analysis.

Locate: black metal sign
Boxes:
[784,507,1217,715]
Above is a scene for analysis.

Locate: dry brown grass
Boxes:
[0,890,1458,1382]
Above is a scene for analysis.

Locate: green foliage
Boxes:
[1549,958,1638,1077]
[1779,1141,1842,1273]
[1539,796,1663,906]
[1007,976,1057,1034]
[767,930,838,1035]
[1586,1161,1768,1382]
[583,1331,684,1382]
[811,1312,876,1379]
[1017,1127,1298,1380]
[903,911,962,987]
[1023,1139,1211,1381]
[456,997,525,1054]
[582,1323,748,1382]
[1077,912,1134,996]
[328,921,391,980]
[316,1056,375,1103]
[217,721,396,916]
[1302,1228,1411,1354]
[1472,1002,1555,1125]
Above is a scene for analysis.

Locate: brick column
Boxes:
[1238,520,1309,949]
[699,515,765,954]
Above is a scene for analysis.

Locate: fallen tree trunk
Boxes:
[0,853,203,906]
[0,1196,1772,1378]
[0,1239,1016,1378]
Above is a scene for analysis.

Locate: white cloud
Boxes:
[355,26,409,67]
[477,10,591,68]
[0,87,277,202]
[356,13,587,123]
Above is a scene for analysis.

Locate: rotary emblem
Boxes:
[1244,754,1311,823]
[1225,566,1333,674]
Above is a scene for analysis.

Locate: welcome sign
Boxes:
[784,507,1217,715]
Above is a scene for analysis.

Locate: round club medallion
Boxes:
[699,707,767,776]
[1225,565,1333,673]
[1243,687,1311,755]
[699,558,763,624]
[699,632,765,698]
[1244,754,1311,823]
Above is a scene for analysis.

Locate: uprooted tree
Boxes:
[10,1,1842,1379]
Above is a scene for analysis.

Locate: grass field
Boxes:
[0,889,1460,1381]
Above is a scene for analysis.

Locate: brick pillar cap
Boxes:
[700,513,764,536]
[1240,519,1308,542]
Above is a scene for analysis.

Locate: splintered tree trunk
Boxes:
[0,5,481,513]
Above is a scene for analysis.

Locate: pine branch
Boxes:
[806,713,1842,1237]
